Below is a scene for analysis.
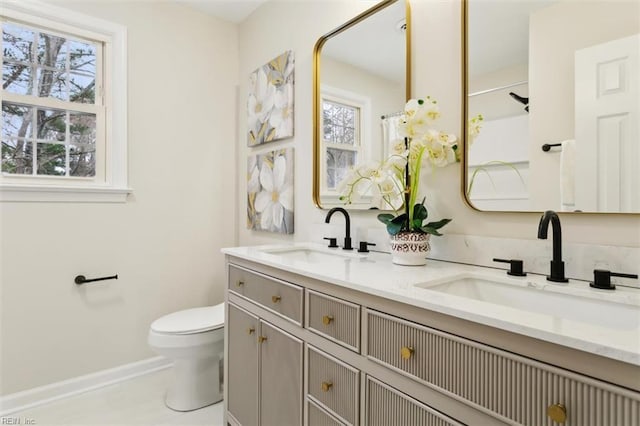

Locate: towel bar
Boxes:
[542,143,562,152]
[75,274,118,285]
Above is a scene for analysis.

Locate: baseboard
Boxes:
[0,356,171,416]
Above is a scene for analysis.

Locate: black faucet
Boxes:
[537,210,568,282]
[325,207,353,250]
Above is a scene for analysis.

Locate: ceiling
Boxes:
[175,0,268,23]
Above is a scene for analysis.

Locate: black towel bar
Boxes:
[542,143,562,152]
[75,274,118,285]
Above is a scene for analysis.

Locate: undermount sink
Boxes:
[415,274,640,330]
[260,246,364,262]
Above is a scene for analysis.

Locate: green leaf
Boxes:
[420,226,444,236]
[424,218,452,230]
[390,213,407,224]
[377,213,394,225]
[386,222,403,235]
[412,202,428,221]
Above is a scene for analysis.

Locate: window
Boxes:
[323,97,360,190]
[320,87,370,201]
[0,2,128,202]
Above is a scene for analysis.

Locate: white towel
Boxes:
[560,139,576,211]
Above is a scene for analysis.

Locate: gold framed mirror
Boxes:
[463,0,640,214]
[313,0,411,210]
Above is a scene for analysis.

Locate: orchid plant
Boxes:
[338,97,483,236]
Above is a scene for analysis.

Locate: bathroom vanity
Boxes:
[222,244,640,426]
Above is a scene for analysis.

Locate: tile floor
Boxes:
[7,368,224,425]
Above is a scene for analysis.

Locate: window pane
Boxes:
[69,113,96,145]
[36,108,66,141]
[2,138,33,174]
[2,23,35,63]
[69,40,96,73]
[36,142,66,175]
[38,33,67,69]
[69,144,95,177]
[322,100,358,145]
[326,148,356,190]
[69,73,95,103]
[37,67,67,100]
[2,102,33,138]
[2,63,33,96]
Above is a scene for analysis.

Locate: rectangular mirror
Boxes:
[313,0,410,210]
[463,0,639,213]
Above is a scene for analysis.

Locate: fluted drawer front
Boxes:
[307,289,360,351]
[228,265,303,324]
[307,345,359,425]
[366,309,640,426]
[366,376,463,426]
[308,398,346,426]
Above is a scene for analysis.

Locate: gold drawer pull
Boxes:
[236,280,244,287]
[247,327,255,335]
[321,381,333,392]
[258,335,268,343]
[272,295,281,303]
[401,346,414,360]
[322,315,334,325]
[547,403,567,423]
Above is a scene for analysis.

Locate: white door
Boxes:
[574,34,640,212]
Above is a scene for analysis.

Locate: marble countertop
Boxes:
[222,243,640,367]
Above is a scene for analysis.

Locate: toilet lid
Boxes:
[151,304,224,334]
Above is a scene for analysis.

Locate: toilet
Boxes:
[148,303,225,412]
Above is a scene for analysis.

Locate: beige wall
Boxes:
[0,1,238,394]
[237,0,639,249]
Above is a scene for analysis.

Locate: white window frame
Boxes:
[0,0,128,202]
[320,84,371,205]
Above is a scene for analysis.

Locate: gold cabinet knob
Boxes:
[258,335,268,343]
[236,280,244,287]
[322,315,334,325]
[271,295,281,303]
[321,381,333,392]
[401,346,415,360]
[547,403,567,423]
[247,327,255,335]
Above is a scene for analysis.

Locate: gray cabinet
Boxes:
[225,257,640,426]
[226,302,302,426]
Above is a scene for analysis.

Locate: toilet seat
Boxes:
[151,305,224,335]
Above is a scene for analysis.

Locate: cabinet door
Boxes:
[260,320,303,426]
[227,303,259,426]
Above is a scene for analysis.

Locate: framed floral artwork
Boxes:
[247,50,294,145]
[247,148,294,234]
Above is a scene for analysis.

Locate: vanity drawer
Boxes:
[228,265,303,325]
[307,345,359,425]
[306,289,360,351]
[366,309,640,426]
[366,375,463,426]
[308,398,346,426]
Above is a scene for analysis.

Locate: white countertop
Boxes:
[222,243,640,367]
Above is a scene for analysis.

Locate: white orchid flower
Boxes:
[248,68,276,132]
[269,85,293,138]
[254,154,293,231]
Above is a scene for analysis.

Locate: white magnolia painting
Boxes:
[247,50,294,145]
[247,148,294,234]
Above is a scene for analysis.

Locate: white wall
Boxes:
[0,1,238,395]
[237,0,640,250]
